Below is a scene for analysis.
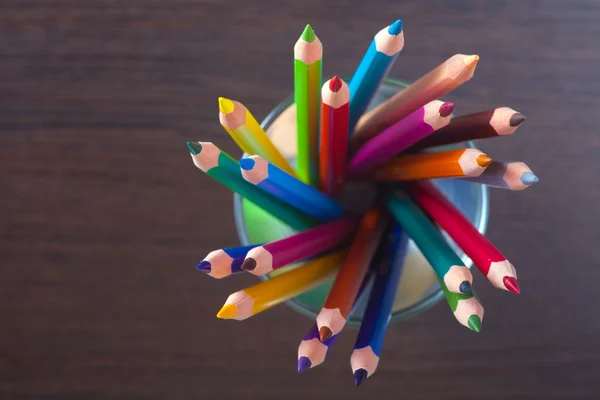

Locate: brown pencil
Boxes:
[352,54,479,147]
[368,148,491,181]
[315,207,389,341]
[412,107,526,150]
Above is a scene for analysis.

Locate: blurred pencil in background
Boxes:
[463,160,538,190]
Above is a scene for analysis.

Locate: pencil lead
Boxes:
[186,142,202,155]
[509,113,526,127]
[439,102,454,117]
[218,97,235,114]
[388,19,403,35]
[301,24,316,43]
[329,76,343,92]
[297,356,312,373]
[319,326,333,342]
[239,158,256,170]
[476,154,492,167]
[464,54,480,68]
[216,304,238,319]
[459,281,472,294]
[240,257,257,271]
[467,315,482,332]
[353,368,368,387]
[503,276,521,294]
[520,172,539,185]
[196,260,211,273]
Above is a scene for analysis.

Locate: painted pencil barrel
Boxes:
[240,155,345,221]
[386,191,473,294]
[462,160,538,190]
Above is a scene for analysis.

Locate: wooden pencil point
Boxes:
[217,304,238,319]
[439,102,454,117]
[459,281,472,294]
[387,19,403,35]
[520,172,539,185]
[464,54,480,68]
[353,368,368,387]
[240,257,257,271]
[301,24,316,43]
[319,326,333,342]
[467,315,482,332]
[297,356,312,373]
[186,141,202,155]
[196,260,211,272]
[329,76,343,92]
[503,276,521,294]
[476,154,492,167]
[509,112,526,127]
[239,157,256,171]
[218,97,235,114]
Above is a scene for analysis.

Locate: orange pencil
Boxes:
[315,207,389,341]
[368,148,492,181]
[352,54,479,147]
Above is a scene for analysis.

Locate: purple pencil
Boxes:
[240,216,359,276]
[347,100,454,174]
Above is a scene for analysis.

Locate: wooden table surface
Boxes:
[2,1,599,399]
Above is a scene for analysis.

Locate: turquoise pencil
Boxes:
[239,155,345,222]
[385,190,473,294]
[348,20,405,135]
[351,224,409,386]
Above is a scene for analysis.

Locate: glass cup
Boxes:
[233,77,489,326]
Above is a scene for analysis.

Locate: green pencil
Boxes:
[438,277,484,332]
[294,24,322,186]
[385,190,473,294]
[187,141,317,231]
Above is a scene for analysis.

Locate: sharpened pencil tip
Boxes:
[464,54,480,68]
[319,326,333,342]
[459,281,472,294]
[521,172,539,185]
[353,368,368,387]
[329,76,343,92]
[218,97,235,114]
[217,304,238,319]
[503,276,521,294]
[196,260,211,273]
[186,141,202,155]
[388,19,403,35]
[297,356,312,373]
[239,158,256,171]
[467,315,482,332]
[476,154,492,167]
[509,112,526,127]
[240,257,257,271]
[439,102,454,117]
[301,24,316,43]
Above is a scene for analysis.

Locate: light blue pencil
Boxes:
[462,160,539,191]
[348,20,405,135]
[350,224,409,386]
[239,155,345,222]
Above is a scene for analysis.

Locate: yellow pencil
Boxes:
[216,250,346,321]
[218,97,297,177]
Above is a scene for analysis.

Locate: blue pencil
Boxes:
[196,243,263,279]
[348,20,405,135]
[239,155,345,222]
[350,224,409,386]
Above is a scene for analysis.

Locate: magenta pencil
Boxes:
[348,100,454,174]
[240,216,359,276]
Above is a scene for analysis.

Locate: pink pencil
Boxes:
[406,180,520,293]
[348,100,454,174]
[240,216,359,276]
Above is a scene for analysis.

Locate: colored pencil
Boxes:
[316,206,389,341]
[197,244,263,279]
[294,24,323,186]
[320,76,350,197]
[352,54,480,146]
[368,148,492,181]
[386,191,473,294]
[216,249,346,321]
[297,271,373,373]
[351,224,409,386]
[463,160,539,190]
[241,216,358,276]
[187,142,317,231]
[405,180,520,293]
[412,107,526,150]
[438,276,484,332]
[240,155,345,222]
[348,100,454,174]
[218,97,296,177]
[348,20,405,134]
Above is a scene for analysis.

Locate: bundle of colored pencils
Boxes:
[189,21,537,386]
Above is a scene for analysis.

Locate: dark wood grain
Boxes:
[1,0,599,399]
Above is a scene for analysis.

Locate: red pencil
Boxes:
[320,76,350,197]
[405,180,520,293]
